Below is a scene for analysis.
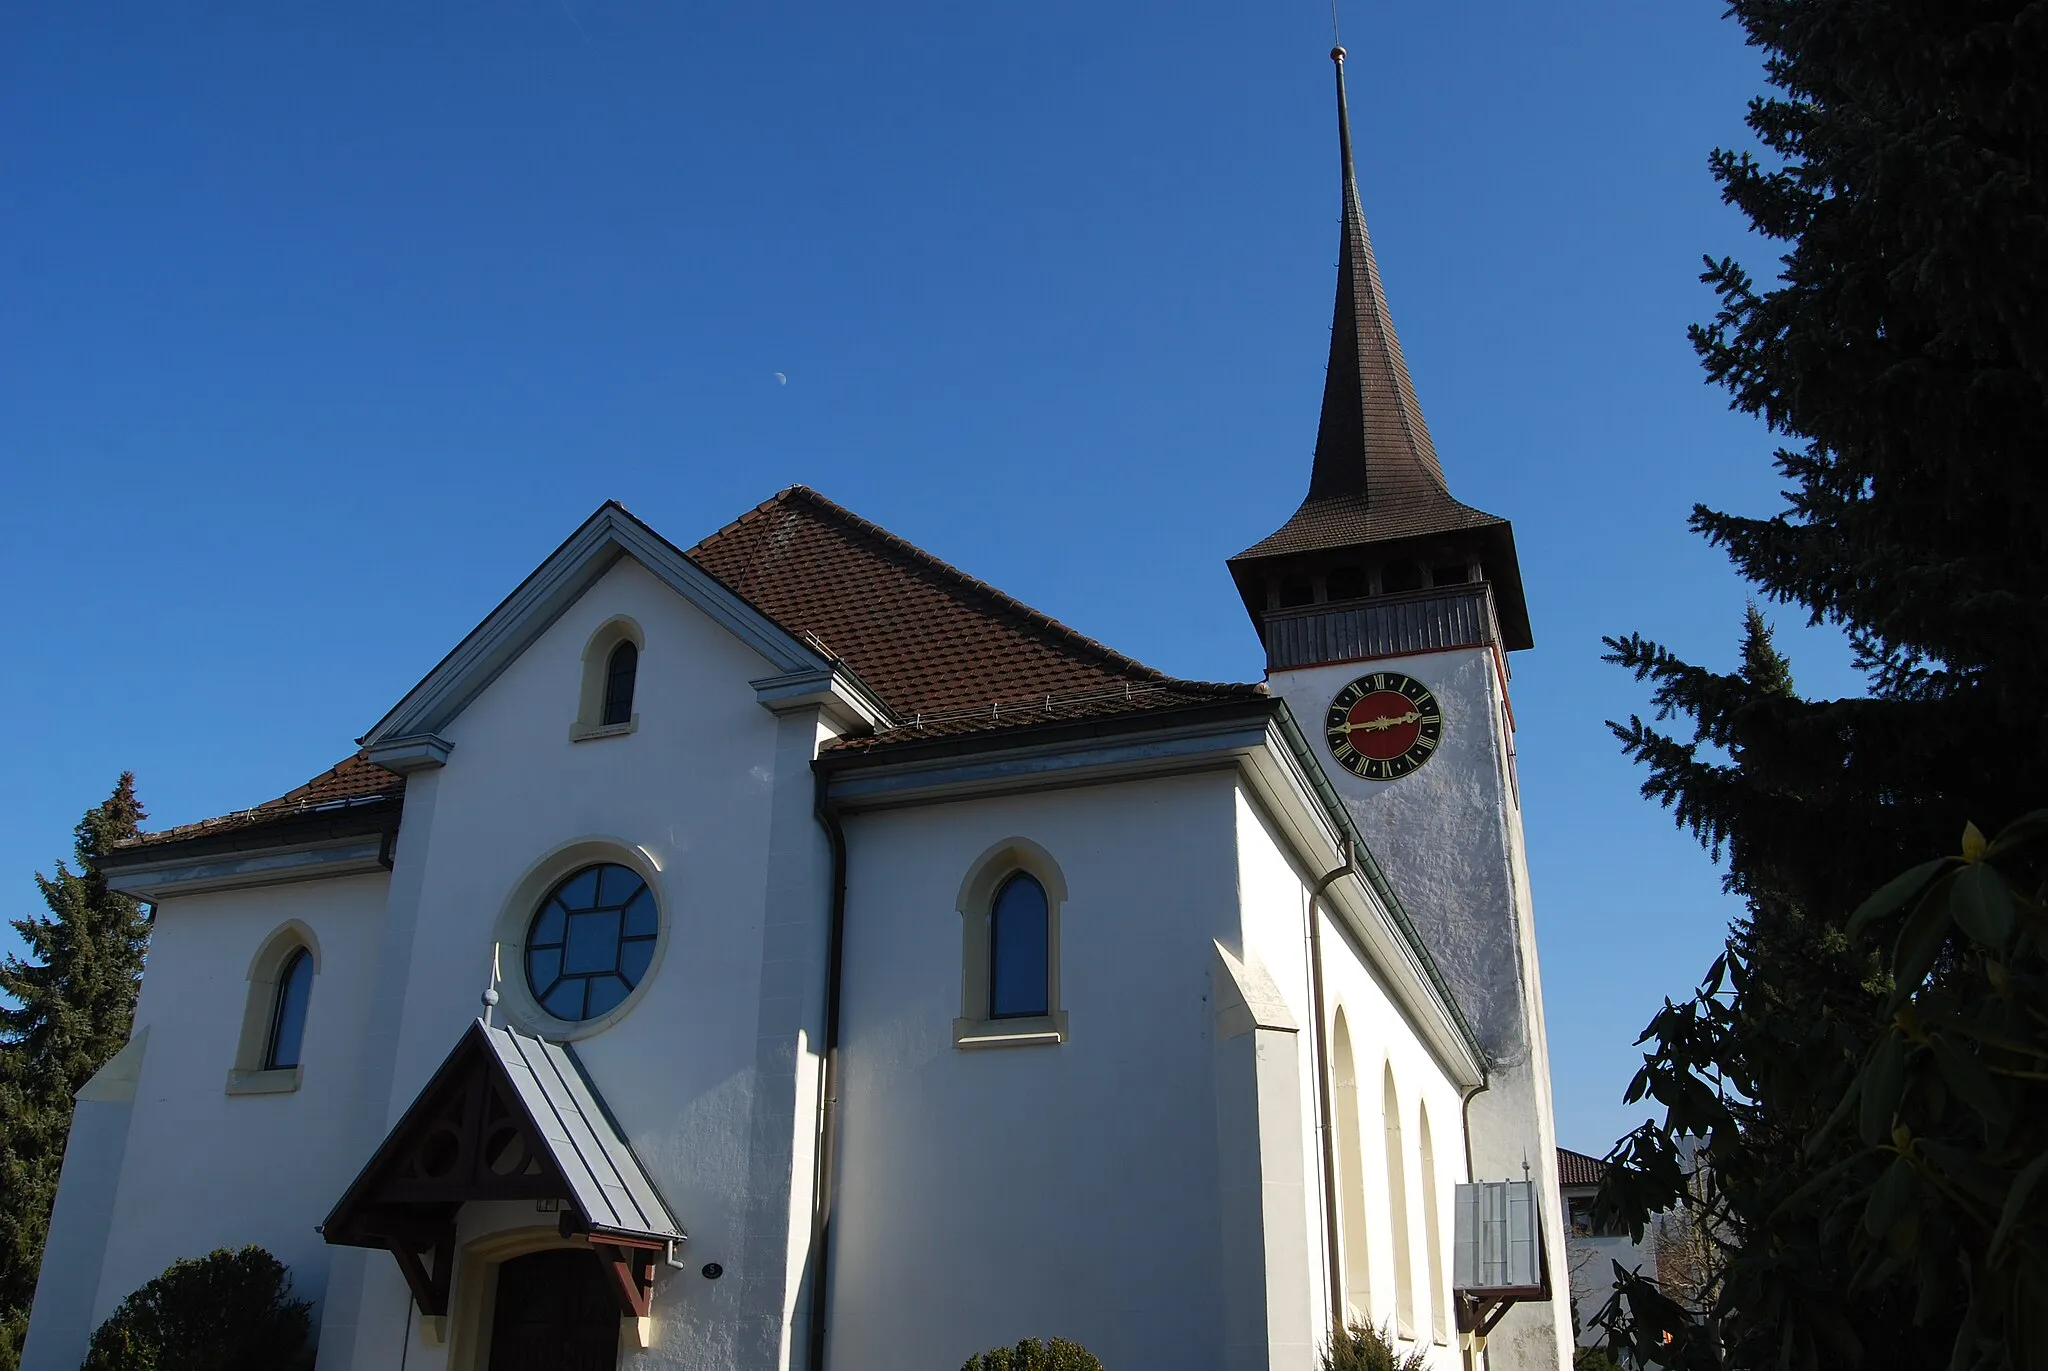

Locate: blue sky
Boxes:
[0,1,1855,1158]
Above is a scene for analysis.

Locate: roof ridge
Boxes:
[689,485,1254,698]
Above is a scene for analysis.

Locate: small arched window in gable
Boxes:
[601,640,638,727]
[988,872,1050,1020]
[264,948,314,1070]
[572,617,644,741]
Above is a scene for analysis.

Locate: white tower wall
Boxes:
[1267,643,1571,1371]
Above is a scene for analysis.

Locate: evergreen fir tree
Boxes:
[1596,1,2048,1367]
[0,775,150,1362]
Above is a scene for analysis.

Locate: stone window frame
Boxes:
[570,616,644,742]
[493,838,670,1043]
[226,920,321,1096]
[953,837,1069,1049]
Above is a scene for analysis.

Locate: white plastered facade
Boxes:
[26,529,1549,1371]
[1267,645,1574,1371]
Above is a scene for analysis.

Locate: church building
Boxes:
[23,48,1571,1371]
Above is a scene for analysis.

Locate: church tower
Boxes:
[1232,49,1571,1370]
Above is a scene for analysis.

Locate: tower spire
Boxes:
[1225,47,1531,653]
[1310,45,1446,506]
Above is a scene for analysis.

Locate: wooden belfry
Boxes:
[321,1020,684,1323]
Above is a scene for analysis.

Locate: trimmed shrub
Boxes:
[1320,1321,1429,1371]
[960,1337,1105,1371]
[81,1246,311,1371]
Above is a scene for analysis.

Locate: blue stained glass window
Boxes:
[989,872,1050,1019]
[544,979,586,1020]
[563,909,623,974]
[620,937,655,985]
[555,868,600,910]
[265,948,315,1069]
[530,902,566,947]
[602,641,638,726]
[585,975,628,1017]
[525,863,657,1023]
[622,889,657,938]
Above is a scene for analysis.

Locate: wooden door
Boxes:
[486,1249,620,1371]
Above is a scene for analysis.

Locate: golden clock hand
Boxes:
[1336,710,1422,734]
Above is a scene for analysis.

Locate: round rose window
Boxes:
[525,863,656,1021]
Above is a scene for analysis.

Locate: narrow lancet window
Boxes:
[988,872,1050,1019]
[601,640,638,726]
[264,948,314,1070]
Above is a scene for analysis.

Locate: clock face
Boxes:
[1324,672,1444,781]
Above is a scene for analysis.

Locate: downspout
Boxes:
[1307,836,1354,1335]
[806,771,850,1371]
[1459,1078,1493,1371]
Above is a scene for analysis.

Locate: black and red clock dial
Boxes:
[1323,672,1444,781]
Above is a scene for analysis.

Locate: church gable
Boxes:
[360,501,839,758]
[114,489,1260,861]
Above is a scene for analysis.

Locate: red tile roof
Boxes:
[127,753,405,849]
[688,487,1260,747]
[1557,1147,1609,1189]
[124,489,1259,850]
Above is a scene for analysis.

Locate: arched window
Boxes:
[1384,1067,1417,1338]
[988,872,1050,1019]
[263,948,314,1070]
[1331,1010,1373,1323]
[230,923,321,1094]
[954,839,1067,1047]
[601,640,638,727]
[573,617,644,740]
[1419,1104,1449,1344]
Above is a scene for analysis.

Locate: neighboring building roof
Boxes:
[1558,1147,1610,1189]
[120,488,1259,850]
[123,753,405,850]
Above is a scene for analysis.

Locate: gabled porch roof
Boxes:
[322,1019,682,1319]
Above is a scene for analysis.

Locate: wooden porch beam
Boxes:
[591,1242,654,1319]
[384,1227,456,1318]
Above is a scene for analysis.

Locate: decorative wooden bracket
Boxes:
[380,1224,457,1317]
[593,1242,658,1319]
[559,1212,666,1320]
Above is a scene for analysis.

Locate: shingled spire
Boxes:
[1309,44,1446,506]
[1228,46,1531,654]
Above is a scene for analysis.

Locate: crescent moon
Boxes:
[773,372,788,386]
